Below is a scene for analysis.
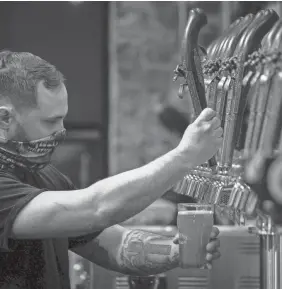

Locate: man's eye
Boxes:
[46,119,59,125]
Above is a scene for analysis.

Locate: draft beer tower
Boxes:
[173,7,282,289]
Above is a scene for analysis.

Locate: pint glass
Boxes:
[177,203,214,269]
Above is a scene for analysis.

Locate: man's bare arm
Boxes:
[71,225,179,276]
[12,149,188,239]
[12,109,222,239]
[120,199,177,226]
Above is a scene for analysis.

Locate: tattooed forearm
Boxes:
[118,230,179,276]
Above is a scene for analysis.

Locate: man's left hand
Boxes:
[205,226,220,269]
[173,226,220,269]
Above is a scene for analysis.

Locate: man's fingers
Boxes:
[210,226,220,239]
[214,136,223,145]
[206,239,220,252]
[196,108,217,122]
[206,251,221,262]
[213,127,223,138]
[210,116,221,129]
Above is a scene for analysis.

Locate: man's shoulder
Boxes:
[0,170,21,184]
[41,164,76,190]
[0,165,76,191]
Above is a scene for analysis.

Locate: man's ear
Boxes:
[0,106,13,143]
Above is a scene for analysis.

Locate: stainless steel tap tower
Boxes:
[173,8,282,289]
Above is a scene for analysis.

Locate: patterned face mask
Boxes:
[0,129,66,171]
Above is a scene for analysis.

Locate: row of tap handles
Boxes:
[173,8,282,225]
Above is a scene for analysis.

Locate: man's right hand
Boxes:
[176,108,223,167]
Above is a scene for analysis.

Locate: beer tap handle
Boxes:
[246,22,280,156]
[247,90,282,218]
[218,76,232,128]
[243,82,261,156]
[206,41,220,61]
[207,17,242,60]
[206,17,249,108]
[270,20,282,51]
[216,14,254,131]
[178,8,217,169]
[206,18,247,111]
[243,56,266,155]
[244,53,282,220]
[214,18,243,60]
[234,10,278,59]
[234,9,279,150]
[206,50,223,110]
[261,19,280,51]
[258,72,282,156]
[180,8,207,115]
[223,14,255,59]
[221,10,278,169]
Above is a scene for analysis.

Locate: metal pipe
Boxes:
[260,233,280,289]
[258,214,281,289]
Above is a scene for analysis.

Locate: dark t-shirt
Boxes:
[0,165,101,289]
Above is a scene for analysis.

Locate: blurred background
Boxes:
[0,1,282,289]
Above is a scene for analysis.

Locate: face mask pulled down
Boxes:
[0,129,66,171]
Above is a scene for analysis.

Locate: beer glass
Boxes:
[177,203,214,269]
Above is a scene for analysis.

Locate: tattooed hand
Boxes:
[118,226,220,276]
[173,226,220,269]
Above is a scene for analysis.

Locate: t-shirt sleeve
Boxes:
[68,231,103,249]
[0,173,46,251]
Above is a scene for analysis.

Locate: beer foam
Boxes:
[178,210,213,215]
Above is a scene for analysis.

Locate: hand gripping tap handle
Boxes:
[179,8,217,168]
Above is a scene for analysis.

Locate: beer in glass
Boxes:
[177,203,214,269]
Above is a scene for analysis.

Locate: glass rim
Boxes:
[177,203,214,211]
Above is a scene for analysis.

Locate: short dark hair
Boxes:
[0,50,65,109]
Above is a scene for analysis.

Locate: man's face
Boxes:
[11,81,68,142]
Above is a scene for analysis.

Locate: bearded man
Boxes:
[0,51,222,289]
